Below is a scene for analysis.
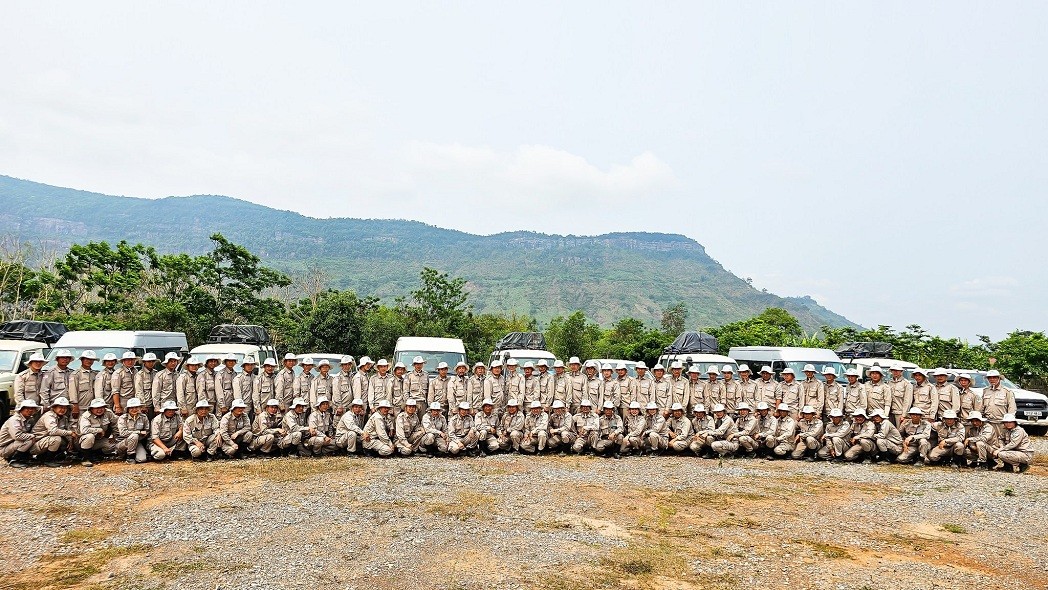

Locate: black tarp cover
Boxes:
[206,324,272,345]
[0,320,67,345]
[663,331,719,354]
[493,332,548,351]
[834,341,894,359]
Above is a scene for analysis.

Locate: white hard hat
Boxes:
[81,350,98,360]
[291,397,308,408]
[584,360,597,369]
[600,363,612,371]
[781,368,795,375]
[263,358,277,366]
[1002,413,1017,422]
[688,365,700,374]
[375,359,388,366]
[737,403,752,411]
[125,398,143,409]
[645,402,658,410]
[265,399,280,407]
[529,401,542,409]
[652,363,665,371]
[121,351,136,360]
[693,404,706,413]
[231,399,248,409]
[186,356,201,365]
[102,353,118,362]
[552,400,566,409]
[28,352,47,363]
[802,364,816,372]
[506,358,519,366]
[457,402,470,410]
[738,364,750,372]
[776,403,790,412]
[635,361,648,369]
[669,361,683,370]
[941,410,958,419]
[89,398,107,409]
[801,405,816,414]
[507,399,520,407]
[51,396,71,407]
[756,402,770,410]
[553,360,565,368]
[428,402,443,411]
[670,402,683,411]
[615,363,626,370]
[968,411,984,421]
[142,353,158,362]
[821,366,836,375]
[722,365,735,373]
[340,355,355,364]
[161,400,178,411]
[359,356,374,366]
[524,362,535,369]
[394,362,406,369]
[568,357,581,365]
[828,408,843,417]
[377,400,392,409]
[437,362,449,370]
[412,356,425,364]
[194,399,212,409]
[54,349,73,358]
[580,399,592,407]
[242,356,257,365]
[16,399,41,410]
[760,366,773,373]
[908,407,924,415]
[317,359,330,367]
[284,353,298,361]
[628,401,641,409]
[912,368,928,376]
[601,401,614,410]
[482,398,494,407]
[712,404,726,413]
[986,370,1002,378]
[349,398,363,407]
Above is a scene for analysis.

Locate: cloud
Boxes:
[949,277,1019,299]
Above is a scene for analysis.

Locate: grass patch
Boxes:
[601,540,687,582]
[59,527,113,544]
[5,545,149,590]
[715,517,760,529]
[534,519,572,532]
[1002,487,1016,497]
[941,523,968,534]
[426,490,495,521]
[150,559,212,576]
[798,539,851,559]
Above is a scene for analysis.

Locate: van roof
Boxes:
[0,339,48,352]
[395,337,466,354]
[56,330,189,348]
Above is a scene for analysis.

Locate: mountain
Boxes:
[0,175,860,332]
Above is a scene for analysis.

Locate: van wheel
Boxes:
[0,396,9,423]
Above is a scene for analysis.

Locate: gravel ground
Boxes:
[1,437,1046,590]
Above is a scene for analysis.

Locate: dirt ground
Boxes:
[0,440,1045,590]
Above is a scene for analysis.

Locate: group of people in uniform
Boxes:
[1,350,1034,472]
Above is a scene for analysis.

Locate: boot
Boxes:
[8,451,30,468]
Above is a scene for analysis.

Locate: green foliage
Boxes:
[987,331,1048,389]
[820,324,989,370]
[709,307,803,351]
[285,290,379,354]
[660,302,687,334]
[361,305,409,360]
[546,311,603,360]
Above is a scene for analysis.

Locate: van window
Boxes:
[396,351,467,374]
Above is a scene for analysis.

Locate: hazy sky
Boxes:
[2,2,1045,340]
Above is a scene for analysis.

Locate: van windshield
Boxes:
[0,350,19,373]
[396,351,467,374]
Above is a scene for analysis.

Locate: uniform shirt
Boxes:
[134,367,156,409]
[889,377,915,416]
[848,420,876,444]
[474,409,500,437]
[616,376,637,408]
[307,409,334,437]
[598,414,623,439]
[733,414,759,439]
[467,374,486,412]
[795,417,824,440]
[602,378,621,408]
[0,412,35,447]
[33,410,73,439]
[483,375,506,411]
[708,416,737,441]
[195,369,219,410]
[998,426,1032,456]
[522,375,540,406]
[666,416,691,441]
[391,374,409,408]
[823,419,852,442]
[843,382,867,416]
[874,420,903,446]
[899,419,933,442]
[254,410,286,437]
[351,370,370,405]
[755,378,779,406]
[722,379,741,414]
[368,373,394,410]
[864,382,891,417]
[282,410,310,438]
[685,379,705,409]
[582,376,603,409]
[292,371,313,400]
[13,368,44,405]
[551,374,570,406]
[93,367,116,407]
[150,413,183,443]
[309,374,335,408]
[932,420,965,446]
[651,378,672,411]
[957,388,978,420]
[737,379,759,408]
[428,375,450,407]
[799,379,825,413]
[572,411,599,437]
[932,383,960,419]
[116,412,150,442]
[965,422,996,445]
[274,368,296,408]
[910,383,935,417]
[644,413,668,439]
[176,370,201,413]
[220,412,252,441]
[79,409,117,439]
[548,411,574,436]
[392,410,421,442]
[668,376,689,409]
[71,367,98,410]
[568,372,586,407]
[152,369,178,412]
[406,370,429,401]
[448,374,471,411]
[980,385,1015,422]
[623,414,646,438]
[448,413,475,440]
[363,412,394,443]
[40,366,74,407]
[635,376,654,407]
[183,413,220,444]
[233,372,257,413]
[254,372,278,412]
[218,368,237,410]
[499,410,525,435]
[771,415,797,440]
[422,412,448,436]
[504,371,525,401]
[111,366,137,406]
[691,414,714,434]
[778,381,801,409]
[332,372,354,411]
[823,381,844,415]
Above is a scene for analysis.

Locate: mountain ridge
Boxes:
[0,174,860,332]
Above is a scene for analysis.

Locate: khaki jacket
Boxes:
[71,367,98,410]
[150,413,183,443]
[13,368,44,405]
[998,426,1032,456]
[889,377,915,415]
[0,413,35,446]
[428,376,450,407]
[499,411,525,435]
[755,378,779,405]
[183,413,220,444]
[524,411,549,436]
[448,413,475,440]
[844,382,867,416]
[393,410,422,442]
[152,369,178,411]
[220,411,252,441]
[41,366,74,407]
[799,379,824,413]
[573,411,599,437]
[134,368,156,409]
[548,411,574,436]
[363,412,394,443]
[980,386,1016,422]
[253,410,285,436]
[117,412,150,442]
[79,409,117,438]
[33,410,74,439]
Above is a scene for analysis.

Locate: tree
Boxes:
[987,331,1048,390]
[405,267,471,338]
[546,311,602,360]
[36,240,151,318]
[661,302,687,335]
[285,290,378,354]
[709,307,803,351]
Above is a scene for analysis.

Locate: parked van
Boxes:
[46,331,189,369]
[487,331,556,369]
[727,346,846,382]
[189,325,277,373]
[393,337,467,375]
[847,358,920,381]
[0,320,66,419]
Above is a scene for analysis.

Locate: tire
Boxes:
[0,395,10,424]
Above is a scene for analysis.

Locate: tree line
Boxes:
[2,235,1045,390]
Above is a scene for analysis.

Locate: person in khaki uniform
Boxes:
[798,365,824,419]
[232,357,257,418]
[447,402,479,456]
[308,359,335,409]
[32,396,76,466]
[536,361,555,410]
[567,357,586,413]
[393,399,425,456]
[705,404,738,458]
[251,399,285,455]
[1,400,40,467]
[420,402,450,456]
[78,398,117,465]
[593,401,624,458]
[963,411,997,469]
[752,402,776,454]
[306,397,338,456]
[666,363,690,410]
[927,410,966,467]
[70,351,99,416]
[274,354,298,411]
[908,369,934,419]
[390,362,409,410]
[519,400,549,454]
[292,357,315,402]
[869,409,903,463]
[791,405,824,461]
[736,365,758,410]
[817,408,851,461]
[700,365,721,409]
[551,361,571,410]
[362,399,396,457]
[352,357,373,411]
[332,355,355,416]
[688,404,714,456]
[195,356,221,413]
[665,403,692,453]
[215,354,239,416]
[485,361,507,413]
[183,399,221,460]
[106,351,138,414]
[40,350,74,408]
[498,399,526,452]
[765,403,797,458]
[582,361,603,411]
[151,353,180,414]
[335,398,367,454]
[547,400,576,453]
[407,356,429,402]
[650,365,672,415]
[634,362,653,408]
[219,399,253,458]
[755,366,779,407]
[600,365,621,415]
[955,373,979,420]
[133,353,158,412]
[889,364,916,425]
[732,403,759,456]
[643,401,668,453]
[504,359,526,403]
[615,363,636,419]
[980,370,1016,436]
[368,359,395,411]
[777,369,801,413]
[14,352,47,405]
[473,398,501,453]
[467,363,487,413]
[254,358,279,413]
[620,401,646,454]
[279,398,311,456]
[842,368,867,416]
[896,407,934,465]
[930,368,960,421]
[993,414,1032,473]
[175,356,203,416]
[149,401,185,460]
[821,367,843,419]
[842,410,876,462]
[683,366,705,410]
[864,367,891,418]
[720,366,740,415]
[571,399,600,454]
[428,362,451,411]
[448,362,471,414]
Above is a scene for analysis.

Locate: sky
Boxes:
[1,2,1046,340]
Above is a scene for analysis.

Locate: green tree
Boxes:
[546,311,602,360]
[709,307,803,351]
[661,302,687,335]
[36,240,151,317]
[987,331,1048,389]
[285,290,378,354]
[405,267,471,338]
[362,305,409,360]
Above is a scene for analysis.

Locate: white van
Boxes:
[846,358,920,381]
[489,349,557,369]
[191,325,277,372]
[393,337,467,375]
[727,346,846,382]
[46,331,188,369]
